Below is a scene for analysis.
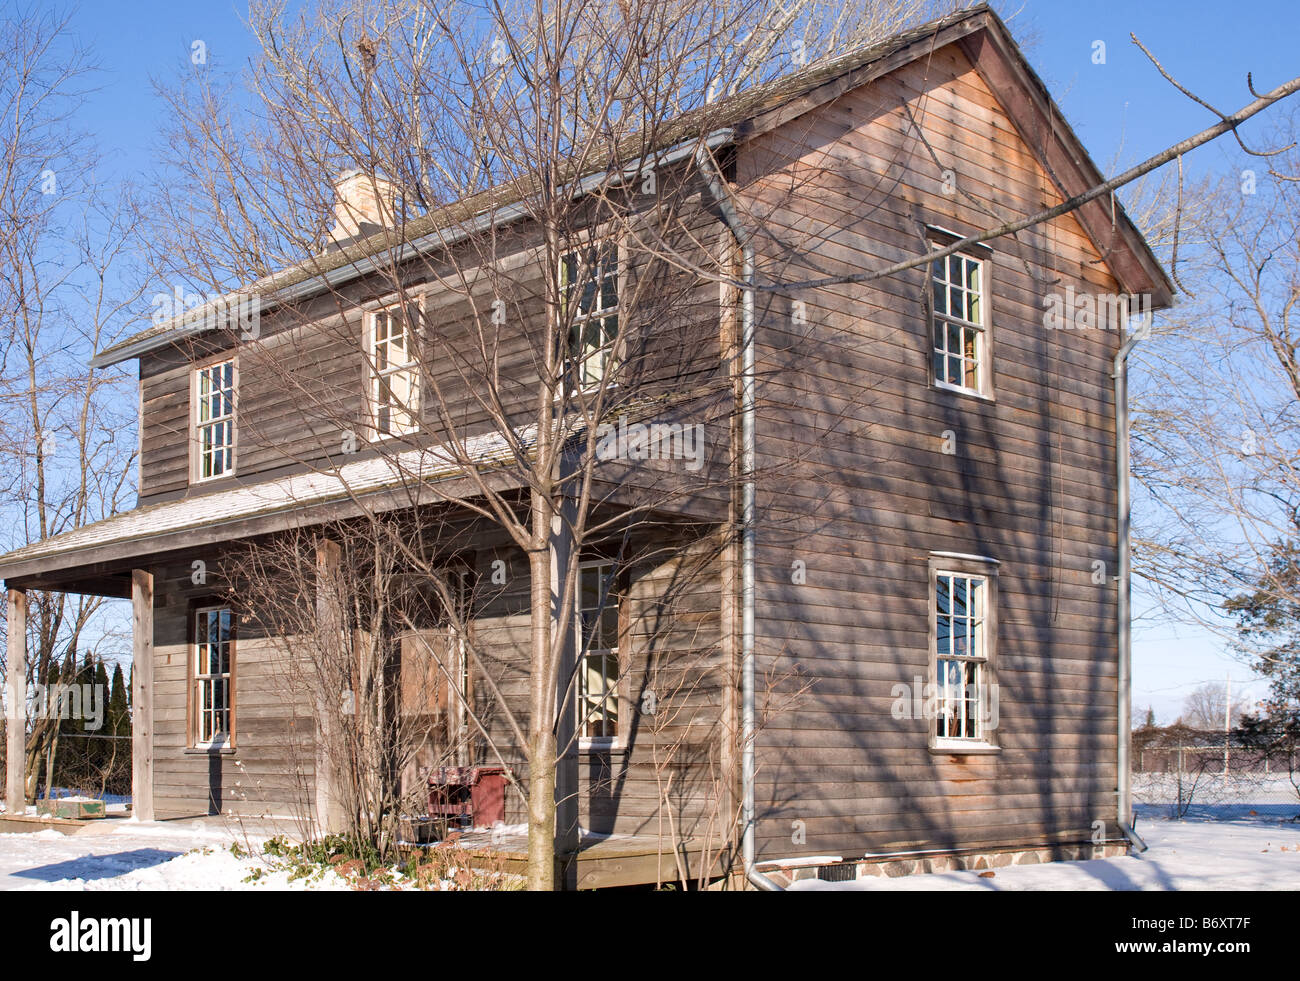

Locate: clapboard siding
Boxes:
[742,45,1122,861]
[140,520,729,837]
[148,549,317,821]
[135,173,726,508]
[463,525,729,837]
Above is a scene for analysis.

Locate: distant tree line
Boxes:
[31,650,132,799]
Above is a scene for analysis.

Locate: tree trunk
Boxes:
[44,732,58,799]
[525,538,557,890]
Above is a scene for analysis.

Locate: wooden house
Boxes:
[0,6,1172,888]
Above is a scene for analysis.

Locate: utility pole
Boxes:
[1223,673,1231,777]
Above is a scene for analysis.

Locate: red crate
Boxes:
[428,766,508,828]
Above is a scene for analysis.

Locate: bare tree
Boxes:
[140,0,965,889]
[1178,681,1251,731]
[1123,109,1300,700]
[0,3,143,805]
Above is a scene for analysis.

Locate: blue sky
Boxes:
[58,0,1298,720]
[996,0,1298,722]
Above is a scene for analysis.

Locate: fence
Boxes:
[1132,740,1300,820]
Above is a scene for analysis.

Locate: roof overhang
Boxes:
[0,431,531,586]
[732,7,1173,308]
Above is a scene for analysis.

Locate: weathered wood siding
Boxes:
[136,174,730,509]
[740,44,1123,860]
[142,521,729,845]
[451,525,730,839]
[150,548,315,820]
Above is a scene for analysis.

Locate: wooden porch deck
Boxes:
[441,828,734,889]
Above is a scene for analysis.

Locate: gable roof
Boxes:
[90,4,1170,370]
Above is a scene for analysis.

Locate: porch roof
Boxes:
[0,428,529,587]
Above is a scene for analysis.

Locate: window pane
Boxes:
[601,279,617,314]
[562,247,619,389]
[934,574,989,739]
[599,602,618,650]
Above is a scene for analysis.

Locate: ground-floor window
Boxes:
[193,605,234,747]
[576,560,620,743]
[929,553,998,751]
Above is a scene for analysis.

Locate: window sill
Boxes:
[578,738,626,756]
[367,428,421,445]
[932,381,995,404]
[928,740,1000,756]
[186,745,236,755]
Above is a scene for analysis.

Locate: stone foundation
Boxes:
[765,841,1129,886]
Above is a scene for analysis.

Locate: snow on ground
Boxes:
[3,808,1298,891]
[788,814,1300,891]
[0,819,347,891]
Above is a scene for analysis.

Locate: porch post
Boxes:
[6,588,27,815]
[314,539,346,834]
[131,570,155,821]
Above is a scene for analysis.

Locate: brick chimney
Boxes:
[330,169,396,242]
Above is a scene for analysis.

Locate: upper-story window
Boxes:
[931,249,987,396]
[560,244,619,389]
[194,359,235,481]
[369,303,420,437]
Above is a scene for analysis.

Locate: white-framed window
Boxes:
[560,243,619,390]
[194,359,235,481]
[369,302,420,437]
[931,249,986,395]
[576,560,620,743]
[193,605,234,747]
[433,565,473,734]
[932,569,993,745]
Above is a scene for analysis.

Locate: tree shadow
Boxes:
[12,847,183,883]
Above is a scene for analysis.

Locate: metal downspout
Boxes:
[695,144,783,890]
[1114,323,1149,853]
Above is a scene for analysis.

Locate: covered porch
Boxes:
[0,442,534,823]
